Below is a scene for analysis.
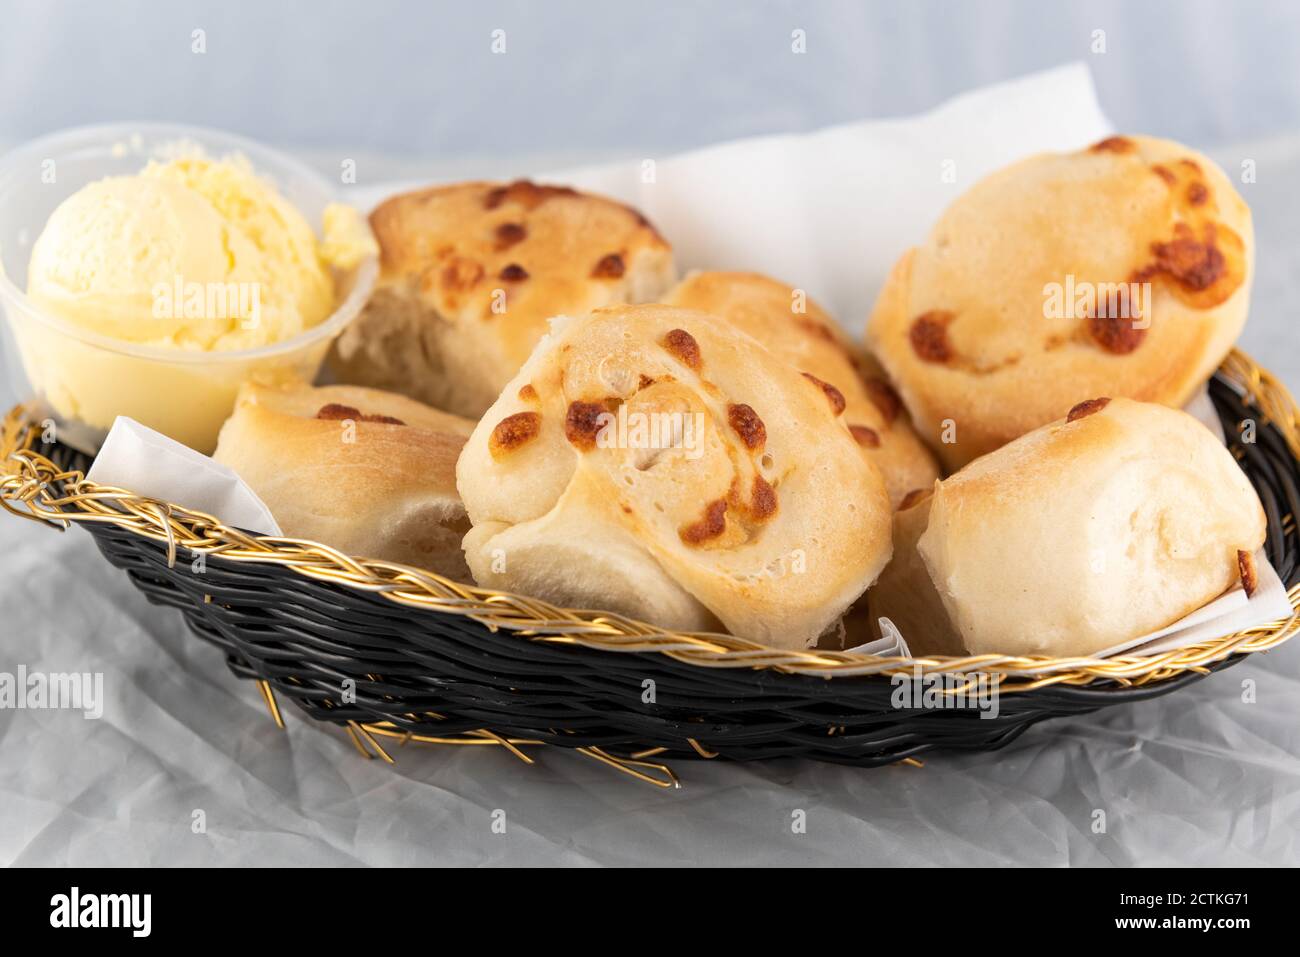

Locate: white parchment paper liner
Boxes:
[87,417,280,535]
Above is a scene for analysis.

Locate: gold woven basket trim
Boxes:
[3,348,1299,693]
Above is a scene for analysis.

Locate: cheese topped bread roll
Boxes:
[867,135,1253,470]
[332,180,675,417]
[456,304,893,649]
[666,270,939,506]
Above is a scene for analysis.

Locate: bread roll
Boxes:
[455,303,893,648]
[869,397,1266,658]
[666,270,939,507]
[867,135,1253,470]
[331,180,675,417]
[214,383,475,580]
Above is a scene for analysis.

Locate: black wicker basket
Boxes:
[3,354,1298,783]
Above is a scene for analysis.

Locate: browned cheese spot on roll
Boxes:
[727,403,767,450]
[864,377,902,423]
[1090,135,1136,154]
[1151,164,1176,186]
[748,475,779,522]
[495,221,527,249]
[484,180,577,211]
[1238,549,1258,597]
[564,401,607,451]
[1187,182,1209,207]
[518,383,539,402]
[489,411,542,458]
[849,424,881,448]
[316,403,360,421]
[662,328,702,370]
[802,372,846,415]
[1066,397,1112,422]
[591,253,626,278]
[1087,307,1147,355]
[898,487,932,511]
[908,311,954,364]
[1131,220,1245,309]
[679,498,728,545]
[315,403,405,425]
[1145,229,1227,292]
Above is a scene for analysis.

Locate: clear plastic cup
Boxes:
[0,123,377,454]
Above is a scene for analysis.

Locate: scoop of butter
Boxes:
[27,154,371,350]
[14,152,376,451]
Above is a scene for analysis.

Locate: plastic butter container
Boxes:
[0,123,377,453]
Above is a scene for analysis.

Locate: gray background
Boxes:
[1,0,1298,162]
[2,2,1299,867]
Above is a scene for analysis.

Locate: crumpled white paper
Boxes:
[855,618,909,658]
[86,417,281,535]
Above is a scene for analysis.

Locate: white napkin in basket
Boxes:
[86,417,280,535]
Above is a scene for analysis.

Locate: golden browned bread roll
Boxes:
[331,180,676,417]
[455,303,893,648]
[665,270,939,507]
[214,383,475,579]
[867,134,1253,471]
[868,397,1266,658]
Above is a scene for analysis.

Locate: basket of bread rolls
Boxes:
[3,128,1298,779]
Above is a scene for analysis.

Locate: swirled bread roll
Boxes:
[331,180,675,417]
[456,303,893,648]
[666,270,939,507]
[214,383,475,580]
[867,135,1253,471]
[868,397,1266,658]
